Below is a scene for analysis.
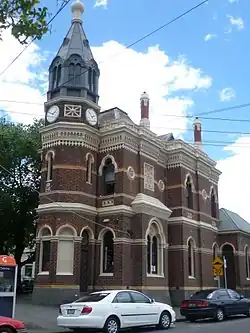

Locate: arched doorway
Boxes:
[221,244,236,290]
[80,230,89,292]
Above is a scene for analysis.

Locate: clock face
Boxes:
[46,105,60,123]
[86,108,97,126]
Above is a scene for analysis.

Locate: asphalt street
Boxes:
[169,316,250,332]
[28,317,250,333]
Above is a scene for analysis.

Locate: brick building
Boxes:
[32,0,250,306]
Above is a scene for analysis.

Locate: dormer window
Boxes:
[103,158,115,195]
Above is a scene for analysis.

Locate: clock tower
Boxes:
[44,0,100,127]
[34,0,101,303]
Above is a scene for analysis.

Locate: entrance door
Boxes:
[80,230,89,292]
[222,244,236,290]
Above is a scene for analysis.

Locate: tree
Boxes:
[0,0,49,44]
[0,118,43,271]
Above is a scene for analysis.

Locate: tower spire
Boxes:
[139,92,150,129]
[47,0,99,103]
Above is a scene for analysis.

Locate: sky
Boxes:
[0,0,249,221]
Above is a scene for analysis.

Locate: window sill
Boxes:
[246,278,250,281]
[56,272,73,276]
[99,273,114,277]
[188,276,196,280]
[38,272,49,276]
[147,274,165,278]
[86,181,92,185]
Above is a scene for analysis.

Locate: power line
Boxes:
[2,98,250,123]
[3,104,250,124]
[195,102,250,117]
[0,0,71,77]
[2,0,247,124]
[37,0,209,96]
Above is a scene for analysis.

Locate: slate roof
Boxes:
[219,208,250,234]
[98,107,134,126]
[56,21,95,65]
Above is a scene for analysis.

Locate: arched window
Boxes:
[211,188,217,218]
[88,68,93,91]
[69,63,82,85]
[56,64,61,87]
[56,226,75,275]
[93,70,97,93]
[103,158,116,195]
[51,65,61,89]
[188,238,195,278]
[212,242,219,260]
[146,222,164,276]
[101,230,114,275]
[245,246,250,279]
[45,151,54,182]
[52,67,57,89]
[69,63,75,84]
[86,153,94,184]
[185,176,193,209]
[38,227,52,274]
[75,64,81,85]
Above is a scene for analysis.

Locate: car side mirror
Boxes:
[150,298,155,303]
[240,294,245,299]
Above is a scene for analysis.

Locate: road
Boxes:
[28,317,250,333]
[170,316,250,332]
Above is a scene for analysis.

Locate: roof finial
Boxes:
[71,0,84,22]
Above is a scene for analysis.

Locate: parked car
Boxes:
[0,316,27,333]
[57,289,176,333]
[180,288,250,322]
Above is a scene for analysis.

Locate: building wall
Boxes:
[34,109,250,306]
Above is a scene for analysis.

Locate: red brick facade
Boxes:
[32,1,250,306]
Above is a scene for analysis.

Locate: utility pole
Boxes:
[223,256,227,289]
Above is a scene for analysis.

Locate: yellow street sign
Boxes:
[212,256,224,277]
[213,266,223,276]
[212,256,223,266]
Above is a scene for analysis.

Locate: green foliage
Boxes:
[0,0,48,44]
[0,118,44,265]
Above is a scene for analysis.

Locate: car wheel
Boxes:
[158,311,171,330]
[245,306,250,317]
[187,316,196,323]
[215,308,224,322]
[103,316,120,333]
[0,327,14,333]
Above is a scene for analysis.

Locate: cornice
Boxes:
[40,121,100,150]
[44,96,101,111]
[39,119,220,182]
[37,202,135,217]
[168,216,218,232]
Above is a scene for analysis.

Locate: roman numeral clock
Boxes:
[45,103,98,127]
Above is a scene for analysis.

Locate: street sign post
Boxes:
[0,255,18,318]
[212,256,224,288]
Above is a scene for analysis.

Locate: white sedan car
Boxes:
[57,289,176,333]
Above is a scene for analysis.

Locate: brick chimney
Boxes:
[193,117,202,149]
[139,92,150,129]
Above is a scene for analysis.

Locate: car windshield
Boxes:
[74,292,110,303]
[190,290,215,300]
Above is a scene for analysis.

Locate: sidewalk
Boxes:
[15,298,185,332]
